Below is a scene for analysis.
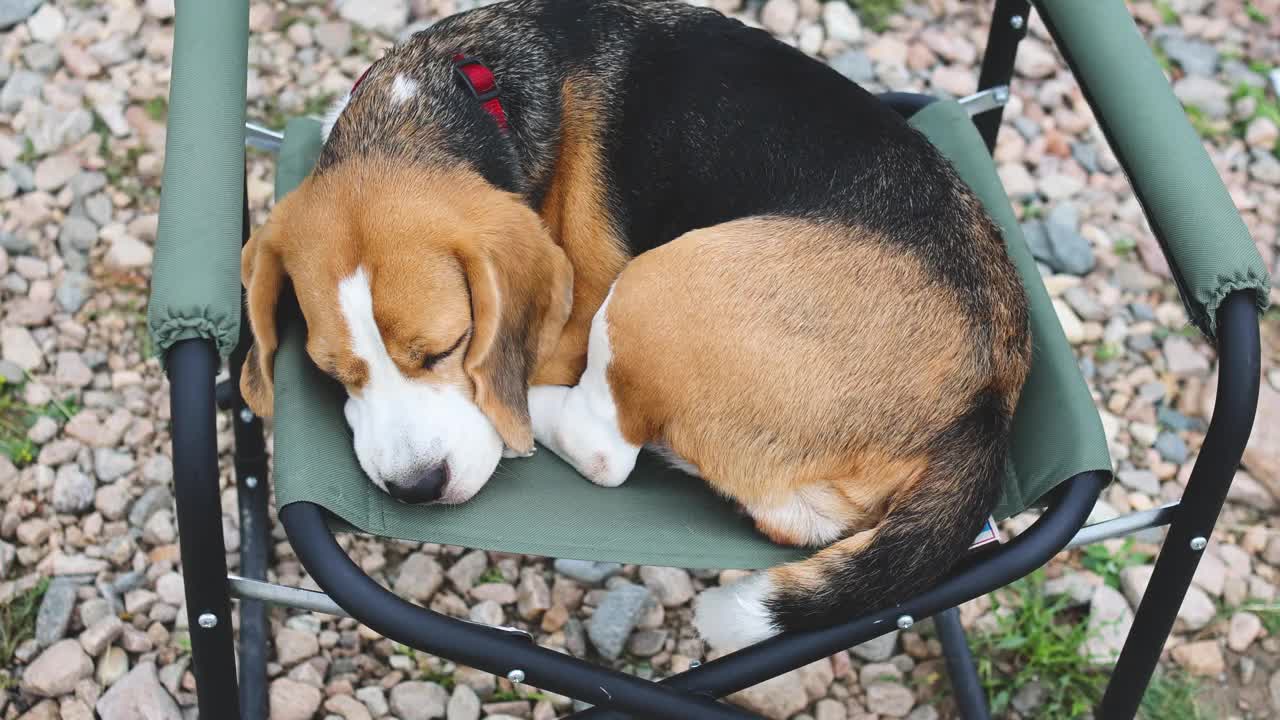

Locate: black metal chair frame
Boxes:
[163,2,1263,718]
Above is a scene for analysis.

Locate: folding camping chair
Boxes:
[146,0,1269,717]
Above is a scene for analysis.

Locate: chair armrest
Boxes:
[1034,0,1271,338]
[147,0,251,364]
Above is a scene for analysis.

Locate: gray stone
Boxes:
[852,629,899,662]
[729,668,810,719]
[1081,584,1133,665]
[27,106,94,154]
[1062,285,1106,322]
[626,628,668,657]
[0,229,33,254]
[393,553,444,601]
[59,217,99,255]
[446,684,481,720]
[1163,335,1209,375]
[554,559,622,585]
[84,193,113,226]
[1157,406,1201,432]
[79,615,124,656]
[639,566,694,607]
[270,678,323,720]
[1173,75,1229,119]
[0,69,42,112]
[55,352,93,388]
[338,0,408,36]
[446,549,489,592]
[1154,432,1188,464]
[22,43,58,72]
[68,171,106,199]
[1041,203,1095,275]
[516,568,551,620]
[21,639,93,697]
[586,582,651,660]
[1248,149,1280,184]
[34,578,76,647]
[53,465,95,514]
[314,21,353,56]
[1043,571,1096,608]
[275,627,319,667]
[388,681,449,720]
[865,682,916,717]
[1157,30,1218,77]
[129,485,173,528]
[1011,681,1046,715]
[97,645,128,687]
[56,272,92,314]
[356,687,389,718]
[8,163,34,191]
[1070,142,1099,173]
[140,454,173,484]
[1117,469,1160,496]
[830,50,873,84]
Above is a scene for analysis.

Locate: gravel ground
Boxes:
[1,0,1278,718]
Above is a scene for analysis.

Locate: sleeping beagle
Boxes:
[241,0,1031,650]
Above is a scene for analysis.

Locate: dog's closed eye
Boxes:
[421,329,469,371]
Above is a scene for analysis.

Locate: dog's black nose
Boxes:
[387,464,449,504]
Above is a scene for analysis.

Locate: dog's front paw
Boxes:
[502,445,537,459]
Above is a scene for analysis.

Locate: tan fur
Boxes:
[532,77,629,386]
[239,159,572,452]
[602,217,987,544]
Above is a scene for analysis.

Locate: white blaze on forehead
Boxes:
[337,267,503,503]
[391,74,419,104]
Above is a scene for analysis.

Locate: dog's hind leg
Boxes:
[528,290,641,488]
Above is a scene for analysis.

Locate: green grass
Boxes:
[0,578,50,667]
[1154,0,1180,24]
[1112,236,1137,256]
[1231,82,1280,155]
[848,0,902,32]
[303,92,338,119]
[1081,539,1153,590]
[0,372,80,467]
[17,138,37,165]
[1093,343,1124,362]
[973,570,1108,718]
[1245,2,1266,23]
[476,567,506,585]
[1183,105,1230,142]
[1140,669,1205,720]
[144,97,168,123]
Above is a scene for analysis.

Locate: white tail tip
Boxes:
[693,572,780,652]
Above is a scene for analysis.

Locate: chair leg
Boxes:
[935,607,990,720]
[1099,293,1261,718]
[231,180,271,720]
[169,339,242,719]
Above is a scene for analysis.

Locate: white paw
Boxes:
[693,573,780,652]
[528,385,570,453]
[502,445,536,459]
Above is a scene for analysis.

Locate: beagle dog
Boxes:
[241,0,1031,650]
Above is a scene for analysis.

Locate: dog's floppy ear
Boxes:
[460,204,573,454]
[239,220,287,418]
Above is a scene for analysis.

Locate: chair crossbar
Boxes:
[245,121,283,153]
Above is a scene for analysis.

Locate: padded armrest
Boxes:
[1035,0,1271,338]
[147,0,251,363]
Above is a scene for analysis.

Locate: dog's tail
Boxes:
[693,387,1012,650]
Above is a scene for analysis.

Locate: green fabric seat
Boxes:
[267,102,1110,569]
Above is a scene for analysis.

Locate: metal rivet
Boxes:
[1010,14,1025,30]
[994,86,1010,103]
[689,660,702,668]
[896,615,914,630]
[507,669,525,683]
[239,407,254,423]
[197,613,218,629]
[244,475,258,489]
[1190,536,1207,551]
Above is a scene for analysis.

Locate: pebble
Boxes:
[851,630,899,662]
[338,0,409,36]
[446,684,481,720]
[394,553,444,601]
[95,661,180,720]
[586,582,651,660]
[53,465,96,514]
[389,681,449,720]
[22,639,94,697]
[271,678,324,720]
[1171,640,1225,676]
[1154,431,1188,464]
[760,0,798,36]
[820,1,860,45]
[553,559,621,585]
[35,578,77,647]
[865,682,916,717]
[1081,584,1133,665]
[639,566,695,607]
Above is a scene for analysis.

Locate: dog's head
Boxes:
[240,159,572,504]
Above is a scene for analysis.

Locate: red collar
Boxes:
[348,55,509,134]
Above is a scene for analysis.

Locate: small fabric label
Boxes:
[969,516,1000,550]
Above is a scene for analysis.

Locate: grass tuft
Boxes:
[1081,539,1153,590]
[1140,669,1204,720]
[973,570,1108,718]
[0,578,51,667]
[847,0,902,32]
